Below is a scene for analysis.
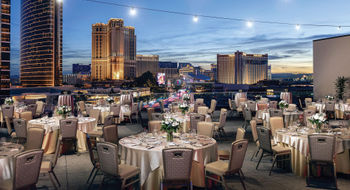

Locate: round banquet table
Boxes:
[0,142,24,181]
[28,116,96,153]
[119,133,218,190]
[274,129,350,176]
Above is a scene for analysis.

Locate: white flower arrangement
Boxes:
[57,106,71,116]
[325,95,334,101]
[309,113,327,132]
[106,96,114,104]
[278,100,289,109]
[4,97,14,105]
[179,102,189,114]
[161,117,181,133]
[182,94,190,101]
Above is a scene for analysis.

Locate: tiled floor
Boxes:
[34,112,350,189]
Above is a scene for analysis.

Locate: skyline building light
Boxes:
[20,0,63,87]
[91,18,136,81]
[136,55,159,77]
[0,0,11,98]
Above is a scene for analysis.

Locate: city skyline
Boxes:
[9,0,350,76]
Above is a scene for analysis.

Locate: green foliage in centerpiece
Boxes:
[179,102,189,115]
[278,100,289,109]
[4,97,14,105]
[106,96,114,104]
[308,113,327,132]
[57,106,71,118]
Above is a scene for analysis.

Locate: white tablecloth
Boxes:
[120,133,217,189]
[0,142,24,181]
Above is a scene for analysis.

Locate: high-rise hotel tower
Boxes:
[20,0,63,87]
[0,0,10,97]
[91,18,136,81]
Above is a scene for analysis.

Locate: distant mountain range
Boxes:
[271,73,312,79]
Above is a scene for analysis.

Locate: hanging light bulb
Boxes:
[295,24,301,31]
[337,26,342,31]
[130,7,137,16]
[193,16,199,23]
[246,21,253,28]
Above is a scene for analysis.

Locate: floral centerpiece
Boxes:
[308,113,327,133]
[106,96,114,104]
[255,95,262,100]
[325,95,334,101]
[182,94,190,102]
[278,100,289,109]
[161,117,181,142]
[179,103,189,115]
[57,106,71,119]
[4,97,14,105]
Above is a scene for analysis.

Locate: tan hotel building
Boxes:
[136,55,159,77]
[217,51,268,84]
[91,18,136,81]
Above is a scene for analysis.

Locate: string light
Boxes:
[295,24,301,31]
[130,7,137,16]
[246,21,253,28]
[193,16,199,23]
[85,0,349,29]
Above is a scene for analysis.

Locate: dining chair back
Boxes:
[77,101,86,112]
[26,127,45,150]
[228,139,249,172]
[85,104,93,116]
[13,118,27,138]
[325,100,336,112]
[243,108,252,121]
[250,120,258,142]
[147,107,155,121]
[304,109,315,126]
[148,120,162,133]
[247,100,257,112]
[27,104,38,117]
[163,148,193,181]
[35,101,45,116]
[218,108,228,128]
[60,118,78,139]
[110,103,120,117]
[103,115,115,127]
[228,98,236,111]
[269,101,278,109]
[103,125,118,144]
[151,113,163,121]
[96,142,119,176]
[208,99,217,114]
[236,128,246,140]
[197,122,214,137]
[4,116,13,136]
[1,104,14,119]
[195,98,204,105]
[89,109,101,124]
[190,113,205,131]
[256,127,273,154]
[286,104,297,111]
[308,135,335,162]
[270,116,284,135]
[13,149,44,189]
[20,111,33,121]
[269,109,283,117]
[197,106,209,114]
[305,98,312,107]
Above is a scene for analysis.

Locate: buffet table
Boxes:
[120,133,217,189]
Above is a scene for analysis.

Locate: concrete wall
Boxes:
[313,35,350,100]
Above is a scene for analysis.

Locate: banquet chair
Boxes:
[228,98,237,118]
[96,142,140,189]
[86,136,101,188]
[269,109,283,117]
[269,101,278,109]
[103,125,119,144]
[260,98,269,103]
[13,118,27,144]
[213,109,227,137]
[151,113,163,121]
[218,128,246,160]
[247,100,257,112]
[110,103,121,123]
[4,116,16,139]
[190,113,205,132]
[171,102,180,112]
[249,120,261,161]
[207,99,217,115]
[307,105,317,113]
[285,104,297,112]
[77,101,87,116]
[325,100,336,119]
[40,136,62,189]
[35,101,46,118]
[305,98,313,108]
[60,118,78,153]
[304,109,316,126]
[205,139,248,190]
[347,98,350,104]
[85,104,93,116]
[148,120,162,133]
[1,104,14,121]
[1,149,44,190]
[197,122,214,137]
[242,108,252,130]
[20,111,33,122]
[147,107,155,121]
[89,109,101,125]
[270,116,284,136]
[25,127,45,150]
[197,106,209,115]
[130,102,139,123]
[195,98,204,105]
[306,135,337,189]
[256,127,291,175]
[162,148,194,189]
[103,115,115,127]
[237,97,247,112]
[27,104,38,118]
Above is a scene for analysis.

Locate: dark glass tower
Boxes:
[0,0,11,98]
[20,0,62,87]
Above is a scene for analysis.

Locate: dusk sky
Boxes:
[10,0,350,75]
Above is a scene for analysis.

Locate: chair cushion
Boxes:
[118,164,140,179]
[88,130,103,137]
[40,161,52,173]
[0,179,12,189]
[205,160,228,176]
[272,145,291,154]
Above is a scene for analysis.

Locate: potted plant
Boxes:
[161,117,181,142]
[4,97,14,105]
[335,76,348,100]
[308,113,327,133]
[57,106,71,119]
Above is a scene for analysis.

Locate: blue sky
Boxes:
[10,0,350,75]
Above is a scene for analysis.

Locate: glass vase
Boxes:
[167,132,174,142]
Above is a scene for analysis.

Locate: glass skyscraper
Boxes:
[0,0,11,98]
[20,0,62,87]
